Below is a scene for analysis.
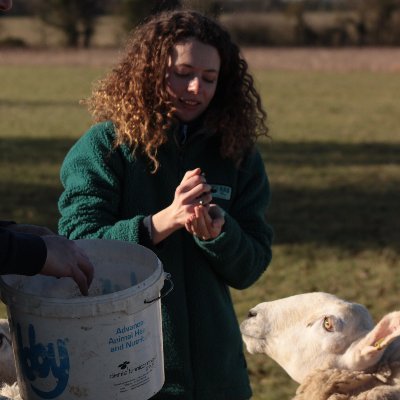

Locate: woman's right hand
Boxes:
[149,168,212,244]
[170,168,212,227]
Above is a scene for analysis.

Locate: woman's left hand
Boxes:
[185,204,225,241]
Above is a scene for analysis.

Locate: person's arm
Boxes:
[58,124,210,246]
[189,150,273,290]
[2,222,53,236]
[0,221,15,228]
[1,224,94,295]
[0,227,47,275]
[58,124,155,244]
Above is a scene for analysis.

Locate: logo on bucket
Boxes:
[16,323,69,399]
[109,357,156,392]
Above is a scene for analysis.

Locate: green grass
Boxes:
[0,66,104,226]
[1,64,400,400]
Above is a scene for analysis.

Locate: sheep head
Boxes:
[240,292,400,383]
[0,318,16,385]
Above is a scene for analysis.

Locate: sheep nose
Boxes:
[248,309,257,318]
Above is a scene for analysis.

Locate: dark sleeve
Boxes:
[0,228,47,275]
[0,220,15,228]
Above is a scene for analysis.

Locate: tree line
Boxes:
[1,0,400,47]
[1,0,219,48]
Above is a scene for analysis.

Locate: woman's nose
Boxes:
[188,77,200,94]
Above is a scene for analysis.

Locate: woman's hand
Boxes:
[150,168,212,244]
[170,168,212,227]
[185,204,225,241]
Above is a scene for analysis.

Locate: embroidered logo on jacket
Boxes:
[210,184,232,200]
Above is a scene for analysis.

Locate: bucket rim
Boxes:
[0,239,167,317]
[0,259,164,306]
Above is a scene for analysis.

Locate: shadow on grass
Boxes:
[268,184,399,251]
[0,99,81,108]
[0,137,77,164]
[260,140,400,166]
[259,141,400,252]
[1,138,399,251]
[0,181,61,232]
[0,138,77,231]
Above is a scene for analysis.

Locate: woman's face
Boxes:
[166,37,220,122]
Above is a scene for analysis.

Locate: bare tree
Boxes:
[357,0,400,45]
[121,0,182,32]
[32,0,102,48]
[182,0,222,18]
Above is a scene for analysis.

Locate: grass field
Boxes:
[1,49,400,399]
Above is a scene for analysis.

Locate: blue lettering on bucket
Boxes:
[108,321,146,353]
[115,320,144,334]
[16,324,70,399]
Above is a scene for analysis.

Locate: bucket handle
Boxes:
[144,273,174,304]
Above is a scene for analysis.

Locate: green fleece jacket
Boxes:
[58,121,273,400]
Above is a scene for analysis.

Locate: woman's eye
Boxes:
[203,77,216,84]
[203,74,217,84]
[323,316,334,332]
[174,71,189,78]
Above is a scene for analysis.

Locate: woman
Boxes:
[58,10,273,399]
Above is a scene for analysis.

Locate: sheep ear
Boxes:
[343,311,400,371]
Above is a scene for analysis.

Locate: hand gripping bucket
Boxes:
[0,239,173,400]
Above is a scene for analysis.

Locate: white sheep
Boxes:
[240,292,400,399]
[0,319,15,385]
[0,384,20,400]
[0,318,20,400]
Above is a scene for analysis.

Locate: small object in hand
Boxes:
[374,338,385,350]
[199,199,204,206]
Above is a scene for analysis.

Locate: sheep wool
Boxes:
[241,292,400,399]
[0,383,21,400]
[293,362,400,400]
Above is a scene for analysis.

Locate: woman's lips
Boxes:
[179,98,200,108]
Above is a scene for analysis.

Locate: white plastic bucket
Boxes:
[0,239,172,400]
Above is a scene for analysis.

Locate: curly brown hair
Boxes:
[85,10,268,172]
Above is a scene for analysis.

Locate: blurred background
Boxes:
[1,1,400,399]
[1,0,400,48]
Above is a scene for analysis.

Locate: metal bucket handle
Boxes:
[144,273,173,304]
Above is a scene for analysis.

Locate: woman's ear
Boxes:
[342,311,400,371]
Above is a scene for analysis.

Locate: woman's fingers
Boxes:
[182,168,201,181]
[192,206,212,240]
[175,168,210,208]
[195,191,212,207]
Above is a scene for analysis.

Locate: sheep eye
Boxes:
[323,316,334,332]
